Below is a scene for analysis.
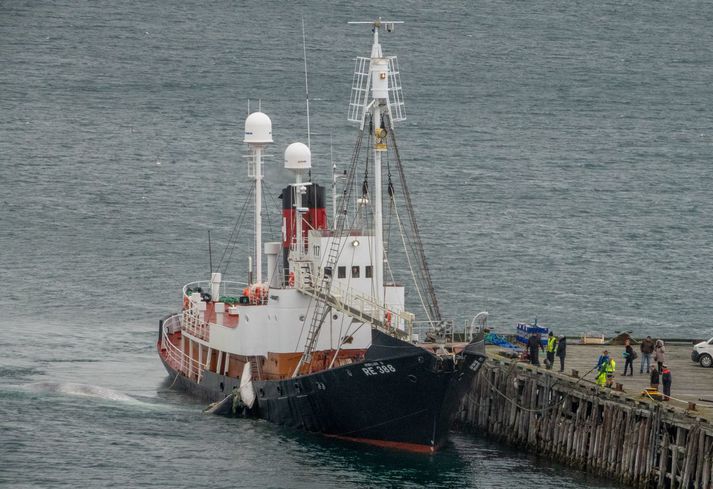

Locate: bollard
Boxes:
[688,402,697,411]
[615,383,624,392]
[571,369,579,378]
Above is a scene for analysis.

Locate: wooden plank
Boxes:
[658,431,669,489]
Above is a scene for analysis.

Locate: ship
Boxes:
[156,18,486,453]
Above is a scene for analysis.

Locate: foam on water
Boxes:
[25,381,135,402]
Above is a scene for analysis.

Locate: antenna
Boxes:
[330,133,336,228]
[301,16,312,180]
[208,229,213,274]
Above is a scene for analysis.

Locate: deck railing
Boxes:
[182,280,248,302]
[182,309,210,342]
[161,320,204,382]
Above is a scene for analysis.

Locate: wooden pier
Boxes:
[457,344,713,488]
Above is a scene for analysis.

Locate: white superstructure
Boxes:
[164,18,418,382]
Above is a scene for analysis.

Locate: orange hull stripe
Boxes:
[325,433,437,453]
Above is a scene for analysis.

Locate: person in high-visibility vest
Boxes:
[595,350,611,387]
[545,332,558,370]
[605,358,616,387]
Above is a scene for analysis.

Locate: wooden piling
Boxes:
[456,356,713,488]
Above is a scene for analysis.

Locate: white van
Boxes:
[691,337,713,368]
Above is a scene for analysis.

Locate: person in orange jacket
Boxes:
[661,365,672,400]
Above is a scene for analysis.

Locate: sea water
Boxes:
[2,1,711,487]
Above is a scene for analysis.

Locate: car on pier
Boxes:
[691,337,713,368]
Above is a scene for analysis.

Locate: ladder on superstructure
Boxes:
[291,130,366,377]
[292,20,410,377]
[294,260,410,337]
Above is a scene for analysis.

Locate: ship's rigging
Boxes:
[212,21,444,376]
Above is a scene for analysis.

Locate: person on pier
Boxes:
[527,333,544,366]
[649,365,660,391]
[623,340,636,376]
[661,365,672,400]
[595,350,610,386]
[555,335,567,373]
[545,332,558,370]
[639,335,654,374]
[654,339,666,372]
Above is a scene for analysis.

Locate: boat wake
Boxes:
[25,381,140,404]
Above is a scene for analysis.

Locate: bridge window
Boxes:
[365,266,373,278]
[351,266,360,278]
[338,266,346,278]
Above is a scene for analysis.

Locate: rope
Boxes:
[473,361,600,414]
[641,388,689,406]
[386,117,441,322]
[391,195,432,324]
[218,183,255,274]
[291,127,366,358]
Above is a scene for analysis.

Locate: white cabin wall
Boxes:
[384,285,405,330]
[310,232,380,300]
[206,288,371,357]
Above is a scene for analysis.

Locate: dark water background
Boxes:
[2,0,711,487]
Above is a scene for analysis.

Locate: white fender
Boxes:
[240,362,256,408]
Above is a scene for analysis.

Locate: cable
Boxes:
[473,360,599,414]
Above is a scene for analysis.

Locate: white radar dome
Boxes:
[284,142,311,170]
[244,112,273,144]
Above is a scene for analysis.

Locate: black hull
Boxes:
[159,328,485,452]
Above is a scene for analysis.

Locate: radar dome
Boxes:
[284,142,311,170]
[244,112,273,144]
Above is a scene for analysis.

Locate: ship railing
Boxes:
[329,281,414,331]
[181,309,210,342]
[412,317,486,344]
[161,322,204,382]
[296,264,414,338]
[182,280,249,303]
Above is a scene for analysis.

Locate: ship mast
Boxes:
[370,26,386,303]
[347,18,405,304]
[244,111,273,284]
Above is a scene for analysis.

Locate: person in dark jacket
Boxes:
[649,365,660,391]
[555,335,567,372]
[640,336,654,374]
[661,365,672,400]
[623,342,635,376]
[527,334,544,366]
